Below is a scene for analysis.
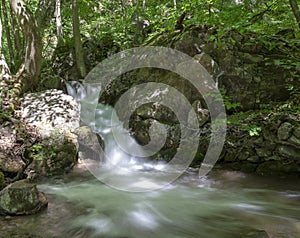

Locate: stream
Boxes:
[0,169,299,238]
[1,83,299,237]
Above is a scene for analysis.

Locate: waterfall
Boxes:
[66,81,167,192]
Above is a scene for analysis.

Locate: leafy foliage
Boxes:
[1,0,300,90]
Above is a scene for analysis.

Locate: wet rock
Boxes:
[277,145,300,160]
[277,122,293,141]
[0,179,47,215]
[226,162,257,173]
[75,126,104,151]
[256,161,300,175]
[74,126,104,163]
[242,229,269,238]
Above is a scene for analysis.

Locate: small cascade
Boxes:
[66,81,169,191]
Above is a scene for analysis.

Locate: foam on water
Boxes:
[66,81,170,191]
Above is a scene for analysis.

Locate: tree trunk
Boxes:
[72,0,86,79]
[0,13,14,112]
[133,0,141,46]
[0,15,10,80]
[55,0,63,39]
[10,4,23,70]
[289,0,300,29]
[1,0,15,72]
[9,0,42,93]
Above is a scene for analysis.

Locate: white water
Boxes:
[66,82,173,192]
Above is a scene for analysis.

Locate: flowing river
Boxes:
[0,169,299,238]
[1,83,299,237]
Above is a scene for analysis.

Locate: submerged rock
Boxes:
[241,229,269,238]
[0,179,47,215]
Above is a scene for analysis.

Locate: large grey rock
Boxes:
[19,90,80,176]
[20,89,80,140]
[0,179,47,215]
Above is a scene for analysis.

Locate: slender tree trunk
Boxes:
[142,0,146,11]
[120,0,127,34]
[0,14,14,112]
[0,15,10,80]
[10,5,23,70]
[55,0,63,39]
[1,0,14,72]
[9,0,42,92]
[133,0,140,45]
[289,0,300,29]
[72,0,86,79]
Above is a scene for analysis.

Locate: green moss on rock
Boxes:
[27,137,77,176]
[0,171,5,190]
[0,179,48,215]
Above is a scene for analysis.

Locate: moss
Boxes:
[0,171,5,190]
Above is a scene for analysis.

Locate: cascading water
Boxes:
[66,81,169,192]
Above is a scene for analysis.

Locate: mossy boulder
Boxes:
[0,179,47,215]
[27,137,77,176]
[19,89,80,177]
